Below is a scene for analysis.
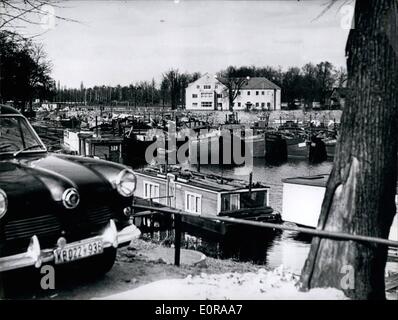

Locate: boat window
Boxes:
[143,181,160,202]
[221,193,240,211]
[185,191,202,214]
[240,191,268,208]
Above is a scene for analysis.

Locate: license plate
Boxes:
[54,239,103,264]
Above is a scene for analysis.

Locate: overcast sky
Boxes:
[25,0,353,88]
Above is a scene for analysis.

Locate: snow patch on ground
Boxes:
[99,265,348,300]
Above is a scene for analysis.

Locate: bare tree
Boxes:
[218,66,250,112]
[0,31,55,109]
[0,0,77,31]
[334,66,348,87]
[161,70,201,109]
[300,0,398,299]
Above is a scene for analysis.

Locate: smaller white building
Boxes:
[185,73,281,111]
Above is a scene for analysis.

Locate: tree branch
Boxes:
[0,0,81,31]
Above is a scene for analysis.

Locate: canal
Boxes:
[132,158,334,275]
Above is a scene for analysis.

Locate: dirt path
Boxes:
[2,239,260,300]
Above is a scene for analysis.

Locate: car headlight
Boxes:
[116,169,137,197]
[0,189,8,218]
[62,188,80,209]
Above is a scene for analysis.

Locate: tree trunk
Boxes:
[300,0,398,300]
[228,89,234,112]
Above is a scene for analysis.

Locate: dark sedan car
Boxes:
[0,105,140,275]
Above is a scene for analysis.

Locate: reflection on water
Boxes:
[132,158,334,274]
[183,159,334,273]
[181,224,283,265]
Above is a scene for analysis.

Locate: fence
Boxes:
[131,203,398,266]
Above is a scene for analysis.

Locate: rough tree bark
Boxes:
[300,0,398,299]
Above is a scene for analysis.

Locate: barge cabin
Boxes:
[282,174,398,256]
[133,166,280,235]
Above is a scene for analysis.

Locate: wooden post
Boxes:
[249,172,253,196]
[197,133,201,173]
[150,214,154,238]
[174,214,182,266]
[166,174,170,207]
[149,198,154,238]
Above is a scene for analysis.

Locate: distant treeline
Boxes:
[55,70,202,109]
[218,64,346,107]
[56,63,346,109]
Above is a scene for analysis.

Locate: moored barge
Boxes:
[132,166,280,235]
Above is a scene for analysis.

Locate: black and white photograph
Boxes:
[0,0,397,304]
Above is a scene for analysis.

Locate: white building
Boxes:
[185,73,281,111]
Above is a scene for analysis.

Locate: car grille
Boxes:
[2,206,114,242]
[3,214,62,241]
[86,206,113,227]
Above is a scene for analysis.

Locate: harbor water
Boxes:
[131,157,334,275]
[183,158,333,274]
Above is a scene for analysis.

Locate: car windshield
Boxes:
[0,116,46,155]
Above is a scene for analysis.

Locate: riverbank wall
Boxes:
[187,110,342,126]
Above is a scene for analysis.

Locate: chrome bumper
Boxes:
[0,220,141,273]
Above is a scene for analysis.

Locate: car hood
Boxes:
[0,153,129,216]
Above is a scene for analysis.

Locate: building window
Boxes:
[217,94,222,98]
[201,101,212,108]
[143,181,160,202]
[261,102,265,108]
[185,191,202,214]
[196,85,200,89]
[267,102,271,108]
[204,85,211,89]
[238,102,241,107]
[201,92,212,98]
[193,103,198,107]
[192,94,198,98]
[218,103,222,108]
[256,102,259,107]
[247,91,251,96]
[256,91,259,95]
[262,91,265,95]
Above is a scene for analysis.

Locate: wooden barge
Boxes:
[265,132,329,163]
[132,166,280,235]
[62,129,124,163]
[188,129,248,166]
